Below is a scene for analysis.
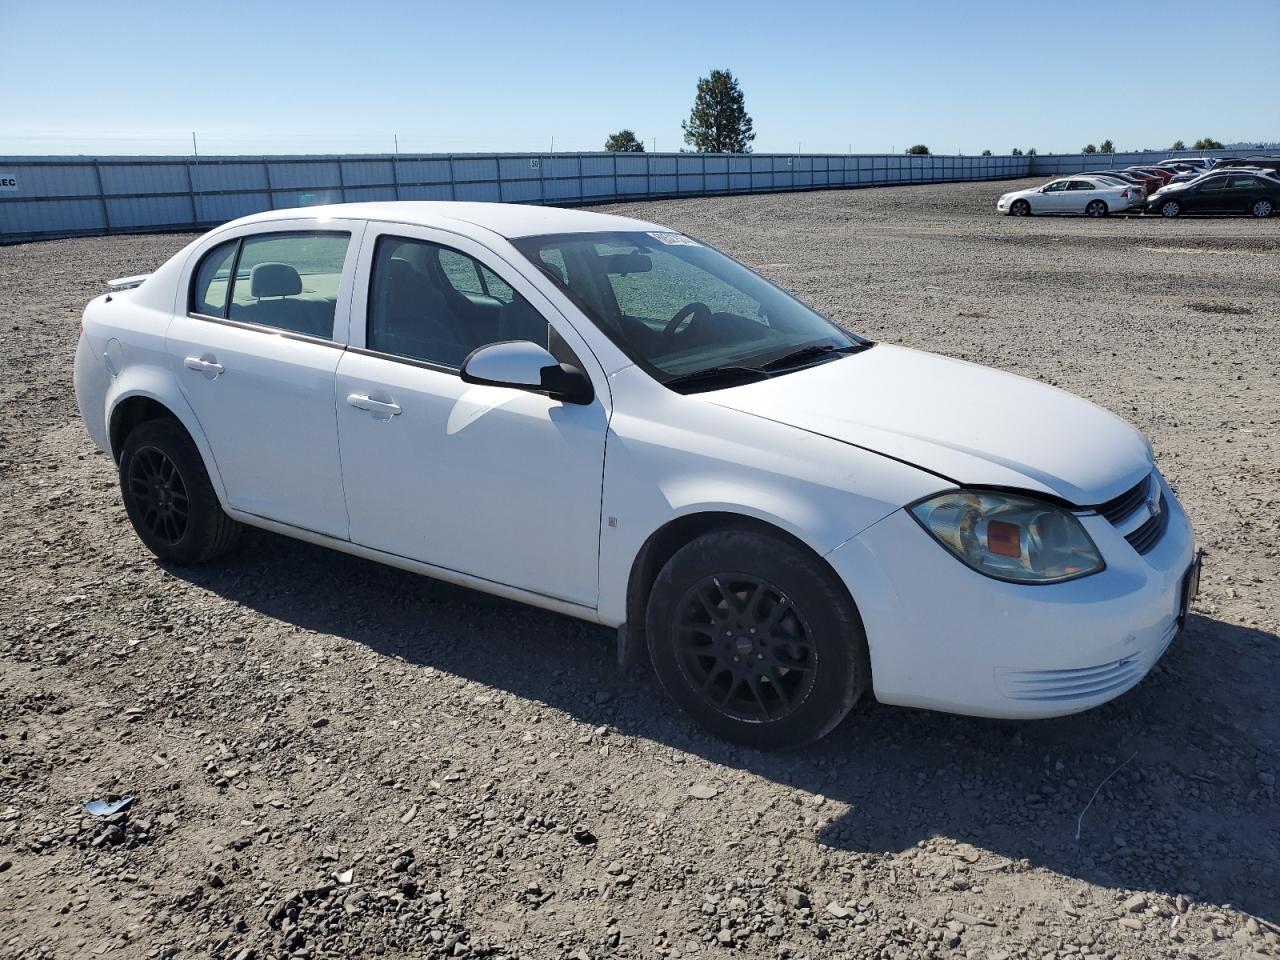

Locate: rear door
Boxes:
[1225,175,1265,212]
[167,223,362,538]
[1065,179,1097,212]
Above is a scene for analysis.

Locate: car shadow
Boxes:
[170,527,1280,923]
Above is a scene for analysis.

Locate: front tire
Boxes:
[1010,199,1031,217]
[119,418,241,565]
[1251,198,1273,218]
[645,529,869,750]
[1086,199,1108,218]
[1161,199,1182,218]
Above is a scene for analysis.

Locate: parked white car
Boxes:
[75,202,1199,748]
[997,176,1140,216]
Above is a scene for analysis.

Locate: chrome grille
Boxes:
[1096,474,1152,525]
[1093,471,1169,555]
[1126,496,1169,554]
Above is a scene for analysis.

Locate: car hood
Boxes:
[705,344,1152,505]
[1001,187,1040,200]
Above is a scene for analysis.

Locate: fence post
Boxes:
[91,159,111,235]
[263,158,275,210]
[185,158,198,228]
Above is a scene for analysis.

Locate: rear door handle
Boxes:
[184,356,224,378]
[346,393,402,420]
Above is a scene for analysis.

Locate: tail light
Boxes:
[1121,189,1129,199]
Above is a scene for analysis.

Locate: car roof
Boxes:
[223,201,668,240]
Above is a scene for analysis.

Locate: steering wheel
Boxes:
[662,302,711,342]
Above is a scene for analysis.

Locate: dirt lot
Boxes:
[1,177,1278,960]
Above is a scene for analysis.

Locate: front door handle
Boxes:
[184,356,224,378]
[346,393,402,420]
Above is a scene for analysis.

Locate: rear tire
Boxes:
[119,418,241,565]
[1251,198,1273,218]
[1010,199,1031,217]
[1160,199,1182,218]
[1086,199,1108,218]
[645,529,869,750]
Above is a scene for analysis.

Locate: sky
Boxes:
[2,0,1277,157]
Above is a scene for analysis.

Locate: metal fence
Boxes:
[0,151,1030,243]
[1027,149,1240,175]
[0,147,1250,244]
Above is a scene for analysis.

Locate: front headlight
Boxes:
[909,490,1104,584]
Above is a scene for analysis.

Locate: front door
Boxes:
[1187,178,1232,212]
[1036,179,1071,212]
[168,226,360,538]
[334,226,609,606]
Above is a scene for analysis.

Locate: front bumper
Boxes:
[827,471,1196,719]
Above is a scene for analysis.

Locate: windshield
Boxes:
[510,231,866,389]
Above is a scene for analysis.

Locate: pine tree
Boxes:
[682,70,755,153]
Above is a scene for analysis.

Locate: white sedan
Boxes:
[997,176,1140,216]
[75,202,1198,748]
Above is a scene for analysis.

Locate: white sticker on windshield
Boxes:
[647,231,701,247]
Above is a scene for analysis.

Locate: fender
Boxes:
[595,367,946,628]
[105,363,231,509]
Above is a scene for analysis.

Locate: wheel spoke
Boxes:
[694,582,725,621]
[766,667,793,710]
[745,674,772,720]
[718,676,741,708]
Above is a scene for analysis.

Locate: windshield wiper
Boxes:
[758,342,868,372]
[663,365,771,393]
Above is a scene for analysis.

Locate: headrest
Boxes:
[250,262,302,298]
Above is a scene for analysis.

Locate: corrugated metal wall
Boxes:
[0,151,1030,243]
[0,147,1244,243]
[1027,149,1239,175]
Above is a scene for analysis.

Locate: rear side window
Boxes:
[190,241,238,317]
[1229,176,1260,188]
[1067,180,1094,190]
[227,232,350,339]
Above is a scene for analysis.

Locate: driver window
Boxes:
[366,236,553,369]
[604,244,762,331]
[1044,181,1067,192]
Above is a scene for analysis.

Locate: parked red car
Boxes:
[1127,166,1174,185]
[1111,168,1164,193]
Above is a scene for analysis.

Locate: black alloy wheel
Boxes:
[672,573,818,723]
[645,528,869,749]
[118,418,241,564]
[126,445,190,545]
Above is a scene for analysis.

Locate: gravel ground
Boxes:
[2,178,1278,960]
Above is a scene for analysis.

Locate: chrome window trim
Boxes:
[345,344,460,376]
[184,311,343,349]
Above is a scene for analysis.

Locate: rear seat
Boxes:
[229,262,336,338]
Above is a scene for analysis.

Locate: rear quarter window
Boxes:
[190,240,238,316]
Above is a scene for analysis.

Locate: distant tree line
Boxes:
[604,80,1234,156]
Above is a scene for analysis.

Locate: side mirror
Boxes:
[460,340,594,405]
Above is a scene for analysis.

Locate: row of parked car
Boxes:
[996,155,1280,218]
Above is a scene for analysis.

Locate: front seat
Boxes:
[372,259,469,366]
